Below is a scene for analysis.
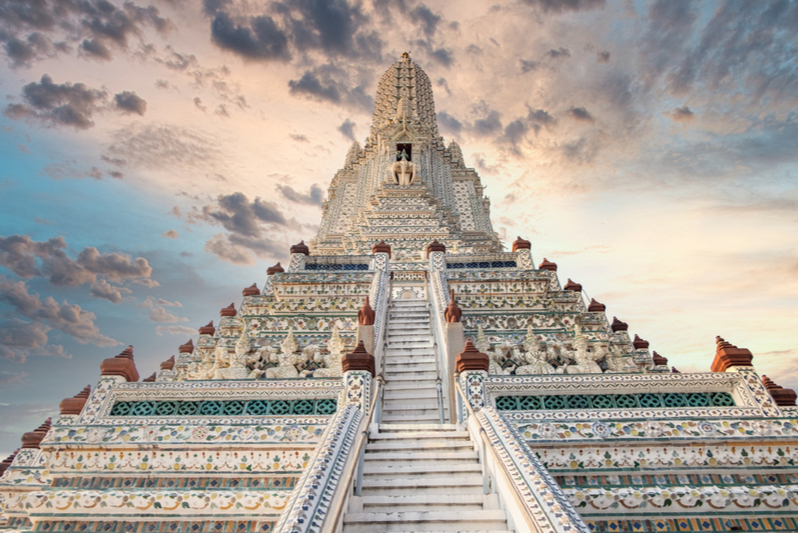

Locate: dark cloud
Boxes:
[527,108,556,133]
[437,111,462,134]
[568,106,594,122]
[409,4,440,37]
[0,277,117,348]
[562,137,598,163]
[668,106,694,122]
[89,279,131,303]
[277,184,324,206]
[436,77,451,95]
[210,12,290,61]
[338,118,356,141]
[0,319,61,362]
[288,66,373,111]
[4,74,107,129]
[521,0,605,14]
[114,91,147,115]
[289,133,309,142]
[547,47,571,60]
[0,0,171,66]
[199,192,288,238]
[472,110,502,136]
[596,50,610,63]
[0,235,156,287]
[520,59,540,73]
[430,47,453,67]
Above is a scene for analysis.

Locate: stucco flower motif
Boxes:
[643,421,662,438]
[238,427,255,441]
[87,428,105,443]
[539,423,557,438]
[191,426,209,440]
[698,421,714,434]
[591,421,611,438]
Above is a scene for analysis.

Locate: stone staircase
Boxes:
[342,298,514,532]
[382,299,442,424]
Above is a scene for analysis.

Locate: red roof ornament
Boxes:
[342,340,375,376]
[142,372,157,382]
[179,339,194,353]
[455,339,489,373]
[372,240,392,257]
[563,279,582,292]
[0,449,18,476]
[220,303,237,317]
[290,240,310,255]
[199,321,216,335]
[100,345,139,382]
[426,240,446,257]
[512,236,531,252]
[161,355,175,370]
[538,258,557,271]
[59,385,91,415]
[587,298,606,312]
[632,335,649,349]
[761,375,797,406]
[267,262,284,275]
[671,366,681,373]
[358,296,375,326]
[242,283,260,296]
[610,317,628,332]
[445,289,462,323]
[711,336,753,372]
[21,418,51,449]
[652,351,668,366]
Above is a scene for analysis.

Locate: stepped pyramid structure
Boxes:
[1,53,797,533]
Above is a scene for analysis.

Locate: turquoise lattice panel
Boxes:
[495,392,736,411]
[108,398,339,417]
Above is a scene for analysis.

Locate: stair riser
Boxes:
[357,486,485,497]
[362,503,485,512]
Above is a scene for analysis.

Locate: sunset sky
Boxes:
[0,0,796,456]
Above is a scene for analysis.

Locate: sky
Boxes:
[0,0,796,456]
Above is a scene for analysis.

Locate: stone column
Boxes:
[455,340,490,412]
[342,341,375,414]
[444,290,464,422]
[356,296,376,356]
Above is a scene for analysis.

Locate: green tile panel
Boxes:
[495,392,735,411]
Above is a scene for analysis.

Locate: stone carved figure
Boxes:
[488,345,511,375]
[187,350,216,380]
[391,158,416,186]
[264,328,303,379]
[516,332,556,375]
[565,334,604,374]
[313,326,345,378]
[213,330,264,379]
[604,343,633,373]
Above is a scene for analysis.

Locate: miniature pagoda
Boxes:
[0,53,796,533]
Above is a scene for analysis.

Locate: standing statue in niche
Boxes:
[213,330,264,379]
[565,334,604,374]
[516,327,556,375]
[313,326,345,378]
[264,328,302,379]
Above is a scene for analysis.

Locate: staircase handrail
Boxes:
[326,374,385,532]
[453,382,590,533]
[427,272,450,423]
[374,271,393,379]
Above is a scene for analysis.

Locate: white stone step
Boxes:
[385,363,437,373]
[389,312,431,318]
[384,372,438,381]
[391,299,428,305]
[387,327,432,334]
[360,494,487,512]
[364,450,479,464]
[358,475,484,489]
[377,413,447,424]
[383,399,440,410]
[384,380,438,391]
[384,389,438,400]
[379,423,459,431]
[363,462,480,476]
[386,348,437,356]
[386,356,437,366]
[343,510,508,533]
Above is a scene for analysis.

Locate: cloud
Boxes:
[0,277,117,348]
[338,119,356,141]
[521,0,606,14]
[568,106,595,122]
[89,279,132,303]
[0,234,157,288]
[0,370,28,384]
[114,91,147,115]
[520,59,540,73]
[148,306,188,323]
[437,111,462,134]
[289,133,309,142]
[547,47,571,60]
[139,296,182,308]
[4,74,107,129]
[156,325,196,336]
[162,229,179,239]
[204,233,255,265]
[596,50,610,63]
[277,184,323,206]
[668,106,694,122]
[105,123,222,171]
[409,4,441,37]
[288,66,373,111]
[472,110,502,136]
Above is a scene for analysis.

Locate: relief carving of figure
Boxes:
[213,330,264,379]
[313,326,345,378]
[264,328,302,379]
[604,343,633,373]
[187,350,216,380]
[489,345,511,375]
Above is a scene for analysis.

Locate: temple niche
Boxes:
[0,54,795,533]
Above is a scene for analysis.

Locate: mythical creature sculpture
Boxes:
[488,345,511,375]
[516,332,556,375]
[313,326,345,377]
[187,350,216,380]
[565,334,604,374]
[213,329,264,379]
[264,328,303,379]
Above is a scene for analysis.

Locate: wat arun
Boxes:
[0,54,796,533]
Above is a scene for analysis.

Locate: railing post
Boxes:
[354,430,368,496]
[436,378,444,424]
[479,428,489,495]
